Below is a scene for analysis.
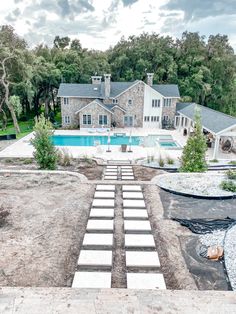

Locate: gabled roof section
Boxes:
[58,83,103,98]
[75,99,113,114]
[105,104,126,112]
[152,84,180,97]
[176,102,236,134]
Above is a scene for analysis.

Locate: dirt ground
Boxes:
[143,185,198,290]
[0,173,94,287]
[133,165,166,181]
[0,158,103,180]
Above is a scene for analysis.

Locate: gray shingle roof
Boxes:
[76,99,114,114]
[58,81,180,98]
[176,102,236,134]
[152,84,180,97]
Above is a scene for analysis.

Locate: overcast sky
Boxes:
[1,0,236,51]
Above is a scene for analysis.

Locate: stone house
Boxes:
[57,73,180,129]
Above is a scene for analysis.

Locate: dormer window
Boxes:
[112,99,118,104]
[128,99,133,105]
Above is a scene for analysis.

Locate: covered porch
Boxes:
[175,103,236,161]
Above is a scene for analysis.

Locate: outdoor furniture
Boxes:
[121,144,127,152]
[0,134,16,141]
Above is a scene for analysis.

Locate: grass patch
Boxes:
[209,159,219,163]
[228,161,236,165]
[0,119,34,139]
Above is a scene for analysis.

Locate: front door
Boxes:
[124,115,133,127]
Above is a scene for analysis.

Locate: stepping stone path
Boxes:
[72,176,166,289]
[103,163,135,181]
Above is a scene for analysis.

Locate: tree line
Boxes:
[0,25,235,133]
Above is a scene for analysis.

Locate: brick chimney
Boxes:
[104,74,111,98]
[91,76,102,84]
[147,73,154,86]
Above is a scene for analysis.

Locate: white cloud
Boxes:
[0,0,235,51]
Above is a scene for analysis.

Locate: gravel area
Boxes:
[224,224,236,291]
[199,230,226,247]
[155,173,236,198]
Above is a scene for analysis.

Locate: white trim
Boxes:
[75,100,113,114]
[82,114,92,125]
[111,104,126,113]
[217,124,236,135]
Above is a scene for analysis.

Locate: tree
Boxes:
[31,114,57,170]
[180,106,207,172]
[53,36,70,50]
[9,95,22,117]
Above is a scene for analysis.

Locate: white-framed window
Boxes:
[63,97,69,105]
[152,99,160,108]
[99,115,108,125]
[163,98,172,107]
[83,114,92,125]
[163,115,169,121]
[144,116,150,122]
[128,99,133,105]
[64,116,70,124]
[112,99,118,104]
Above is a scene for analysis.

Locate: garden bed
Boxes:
[155,173,236,199]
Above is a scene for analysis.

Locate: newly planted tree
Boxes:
[31,114,57,170]
[180,106,207,172]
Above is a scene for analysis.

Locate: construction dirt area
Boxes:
[0,170,234,291]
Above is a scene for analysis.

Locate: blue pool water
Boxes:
[52,135,178,147]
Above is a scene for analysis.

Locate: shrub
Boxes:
[57,148,73,166]
[81,155,93,165]
[227,170,236,180]
[220,180,236,192]
[228,161,236,165]
[22,158,33,165]
[166,156,174,165]
[4,158,13,163]
[158,155,165,167]
[31,114,57,170]
[0,205,10,227]
[209,159,219,163]
[180,106,207,172]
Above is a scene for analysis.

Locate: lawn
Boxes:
[0,112,61,139]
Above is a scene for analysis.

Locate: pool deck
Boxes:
[0,128,235,162]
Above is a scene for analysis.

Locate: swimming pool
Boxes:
[52,134,178,148]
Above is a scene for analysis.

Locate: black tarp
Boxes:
[172,217,236,234]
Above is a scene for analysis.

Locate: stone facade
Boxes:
[79,102,112,128]
[161,98,178,127]
[115,81,144,127]
[61,97,93,127]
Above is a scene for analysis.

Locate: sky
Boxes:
[1,0,236,51]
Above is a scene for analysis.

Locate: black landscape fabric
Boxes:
[172,217,236,234]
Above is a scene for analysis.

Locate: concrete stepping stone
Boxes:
[105,171,118,174]
[123,199,145,208]
[78,250,112,267]
[127,273,166,290]
[96,185,115,191]
[120,166,132,169]
[83,233,113,247]
[121,172,134,176]
[126,251,160,268]
[123,192,144,199]
[72,271,111,288]
[92,199,115,208]
[124,220,151,232]
[122,185,142,192]
[124,209,148,219]
[121,169,134,173]
[87,219,113,232]
[106,166,118,169]
[121,176,134,180]
[90,208,114,218]
[125,234,155,248]
[94,191,115,199]
[104,176,118,180]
